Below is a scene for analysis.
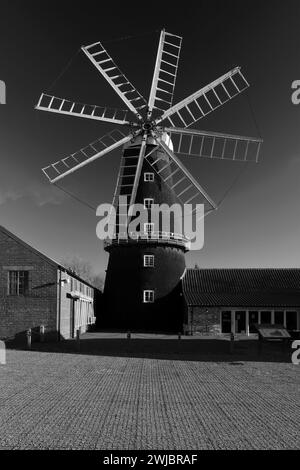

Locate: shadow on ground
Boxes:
[6,331,293,363]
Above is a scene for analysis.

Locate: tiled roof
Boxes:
[182,268,300,307]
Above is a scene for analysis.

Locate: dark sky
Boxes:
[0,0,300,275]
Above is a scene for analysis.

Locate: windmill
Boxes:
[36,29,262,331]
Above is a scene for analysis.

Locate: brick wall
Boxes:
[0,228,99,341]
[184,306,221,335]
[0,229,58,339]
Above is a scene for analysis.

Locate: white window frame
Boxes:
[144,198,154,209]
[144,172,154,182]
[143,290,154,303]
[144,255,155,268]
[7,270,29,296]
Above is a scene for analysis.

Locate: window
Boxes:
[144,255,154,267]
[260,311,271,324]
[221,311,231,334]
[286,311,297,330]
[249,311,259,333]
[274,311,284,325]
[143,290,154,303]
[144,198,154,209]
[144,223,154,235]
[235,311,246,333]
[8,271,29,296]
[144,172,154,182]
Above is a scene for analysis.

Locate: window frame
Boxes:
[144,198,154,210]
[144,172,154,182]
[143,290,155,303]
[7,270,29,296]
[144,254,155,268]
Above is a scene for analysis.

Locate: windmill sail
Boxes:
[147,30,182,118]
[37,29,262,222]
[82,41,147,120]
[36,93,131,126]
[144,139,217,215]
[165,127,262,162]
[154,67,249,128]
[42,129,136,183]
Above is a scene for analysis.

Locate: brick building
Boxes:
[0,225,100,340]
[182,268,300,335]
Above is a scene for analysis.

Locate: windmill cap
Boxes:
[124,132,174,151]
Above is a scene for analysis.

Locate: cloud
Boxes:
[28,184,66,207]
[0,181,66,207]
[0,189,22,205]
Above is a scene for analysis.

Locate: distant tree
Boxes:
[89,273,105,291]
[61,255,105,291]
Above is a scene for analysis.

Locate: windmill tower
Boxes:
[36,29,262,332]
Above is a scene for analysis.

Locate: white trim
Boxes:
[231,311,235,334]
[246,311,249,336]
[271,310,275,325]
[144,198,154,209]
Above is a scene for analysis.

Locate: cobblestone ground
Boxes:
[0,335,299,450]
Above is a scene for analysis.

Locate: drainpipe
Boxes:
[57,268,62,341]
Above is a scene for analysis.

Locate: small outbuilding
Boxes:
[0,225,101,340]
[182,268,300,335]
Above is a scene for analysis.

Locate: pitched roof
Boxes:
[182,268,300,307]
[0,225,100,291]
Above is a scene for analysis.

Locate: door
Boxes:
[235,311,246,333]
[221,311,231,333]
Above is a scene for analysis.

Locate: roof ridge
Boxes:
[0,224,99,290]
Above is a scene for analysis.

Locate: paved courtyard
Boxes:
[0,333,299,450]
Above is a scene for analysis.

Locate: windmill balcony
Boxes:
[103,231,190,251]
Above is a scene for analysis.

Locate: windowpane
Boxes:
[260,311,271,324]
[249,311,258,333]
[8,271,18,295]
[221,311,231,333]
[274,311,284,325]
[18,271,29,295]
[8,271,28,296]
[235,311,246,333]
[286,311,297,330]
